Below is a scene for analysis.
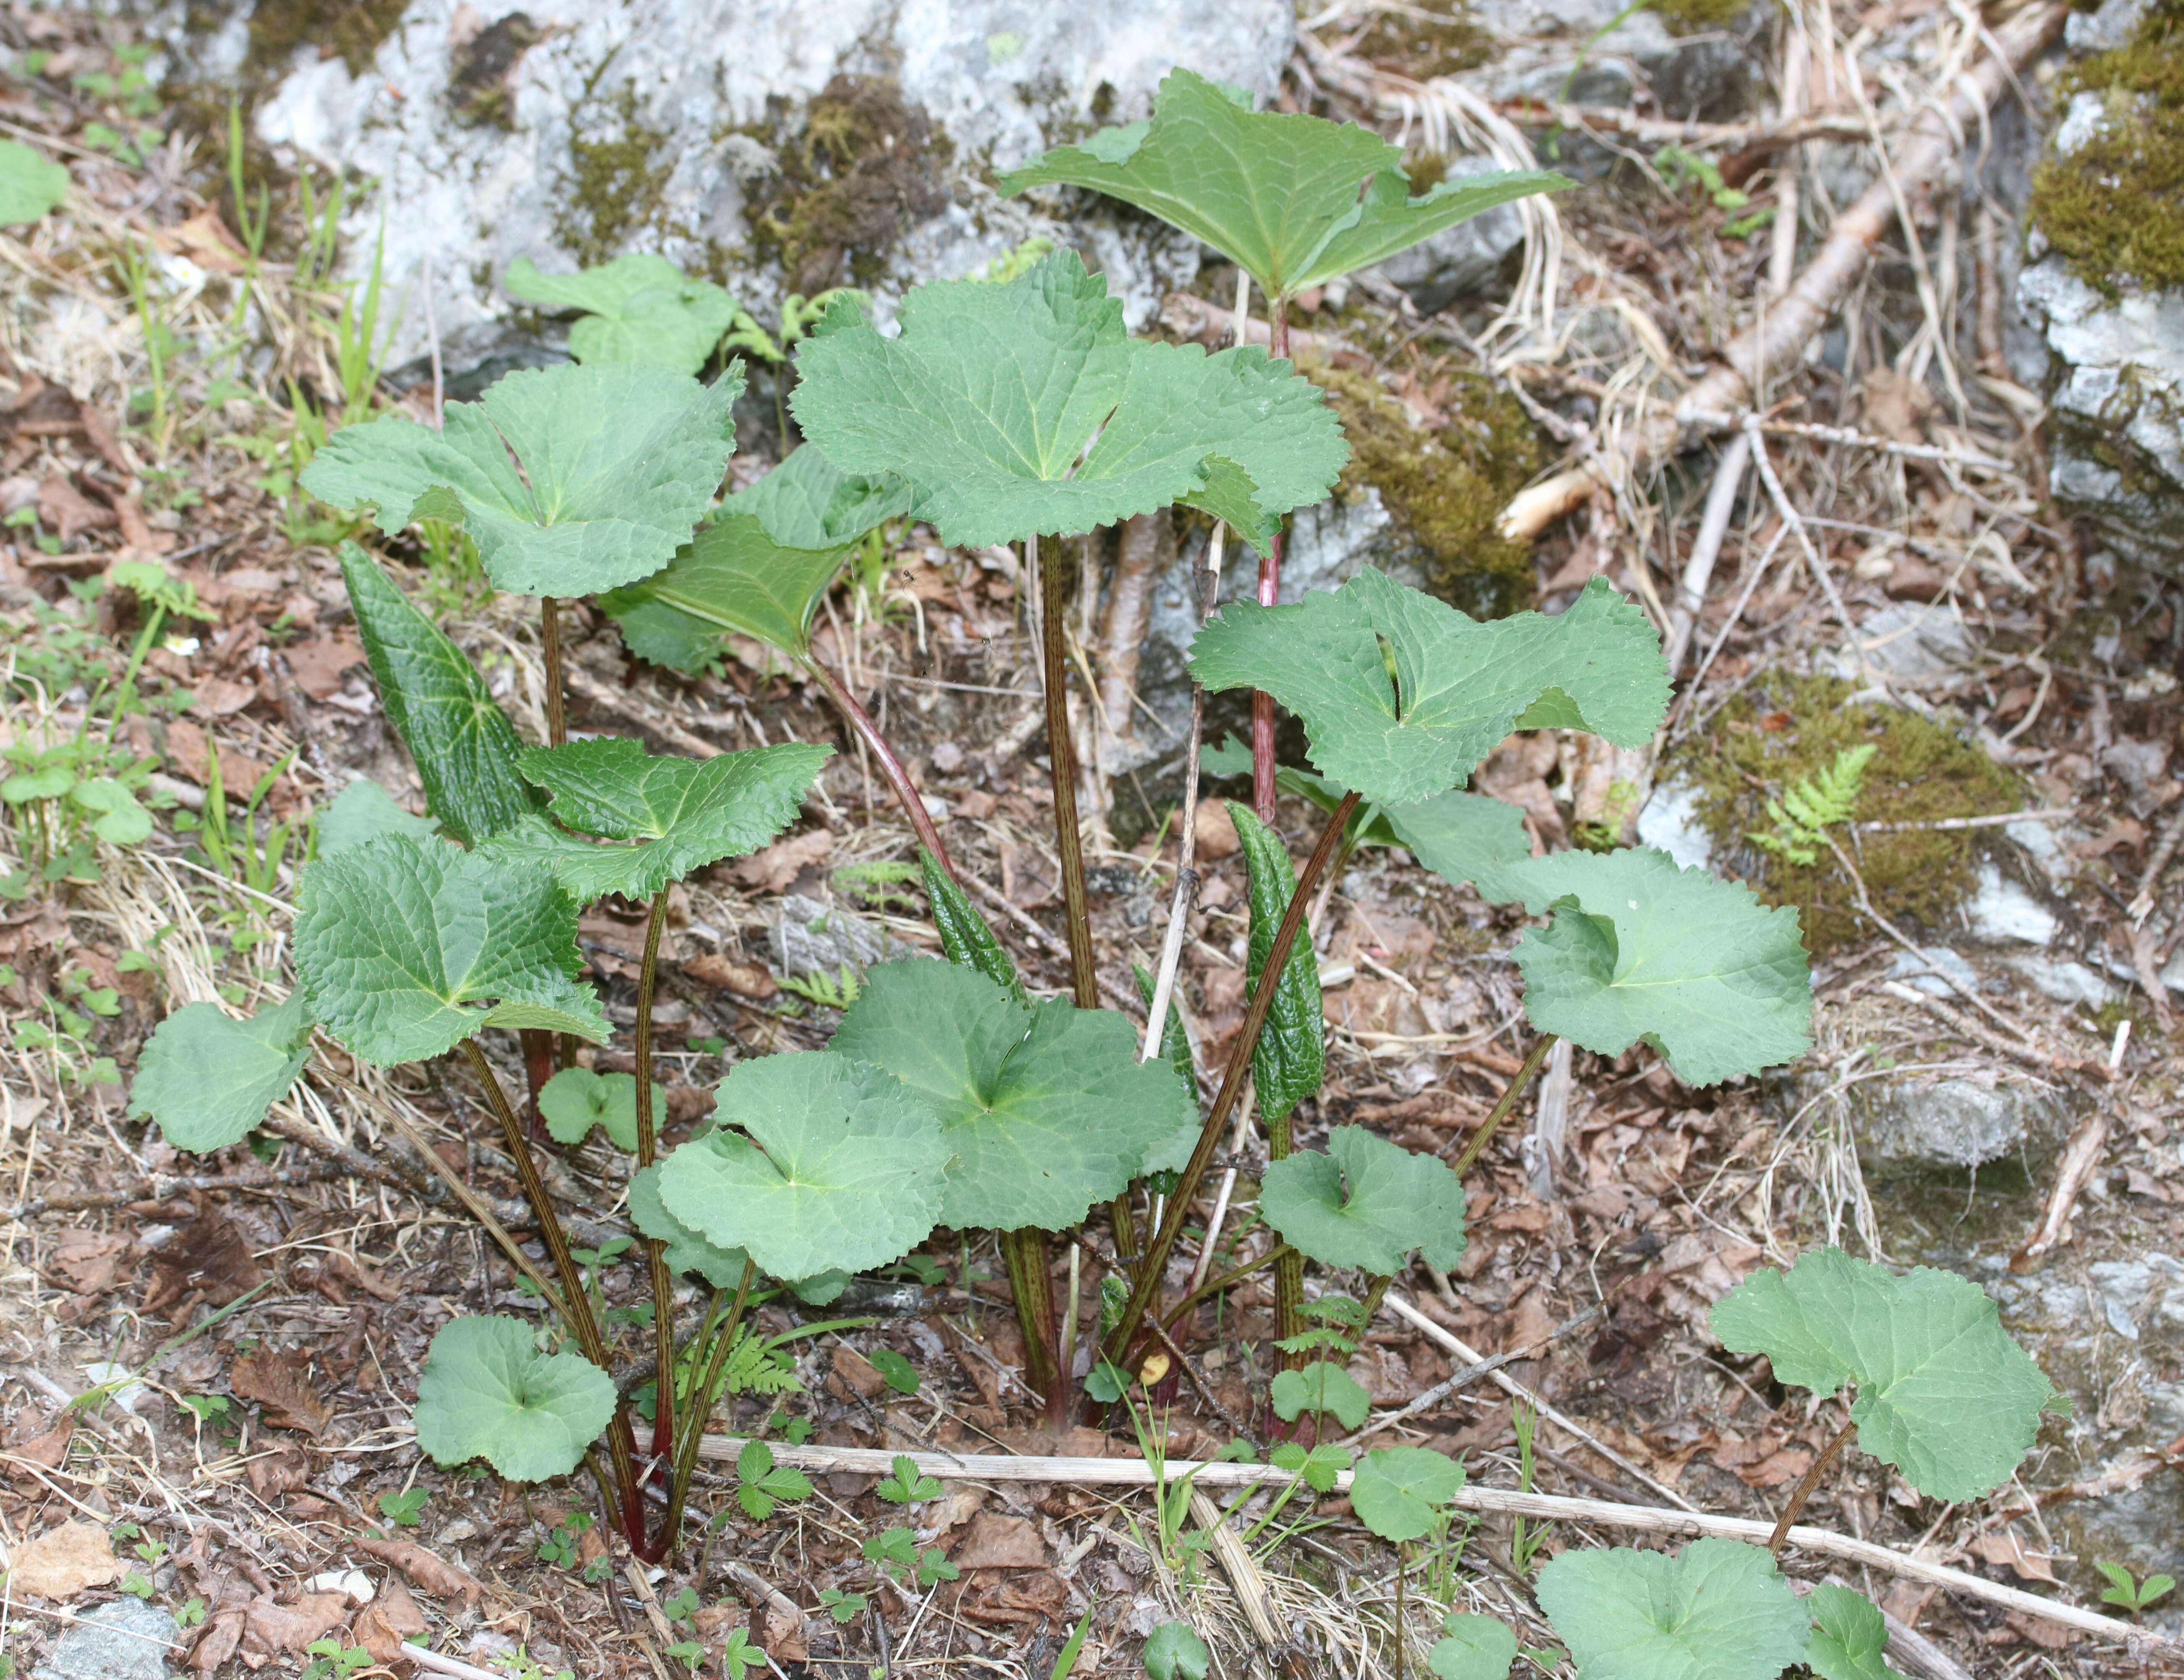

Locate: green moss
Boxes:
[1349,2,1494,77]
[1677,675,2023,953]
[1647,0,1754,34]
[244,0,407,78]
[1306,362,1546,619]
[744,76,952,295]
[552,82,677,268]
[2029,0,2184,296]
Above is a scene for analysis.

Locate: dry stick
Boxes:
[2011,1024,2130,1273]
[1767,1419,1857,1552]
[1335,1302,1605,1449]
[686,1437,2172,1653]
[1188,1488,1285,1649]
[633,890,677,1464]
[1743,415,1879,690]
[2128,801,2184,924]
[1495,0,2072,542]
[1449,1033,1560,1177]
[803,652,958,879]
[1103,790,1363,1367]
[1662,430,1752,674]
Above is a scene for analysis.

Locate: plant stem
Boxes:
[1000,1226,1064,1423]
[1102,790,1361,1370]
[1034,531,1098,1011]
[541,597,567,746]
[1162,1244,1295,1331]
[1268,1112,1305,1362]
[635,890,677,1463]
[663,1259,757,1549]
[1768,1418,1857,1553]
[1249,296,1290,826]
[803,651,959,879]
[1449,1034,1561,1178]
[458,1037,647,1552]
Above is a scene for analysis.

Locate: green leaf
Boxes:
[294,834,607,1066]
[1804,1586,1908,1680]
[413,1315,617,1483]
[1709,1247,2057,1501]
[1270,1439,1352,1492]
[1261,1125,1466,1277]
[999,69,1567,301]
[1142,1621,1211,1680]
[629,1163,751,1289]
[1385,790,1537,906]
[538,1067,662,1150]
[656,1050,949,1280]
[71,777,152,845]
[1351,1445,1465,1542]
[1228,803,1323,1124]
[129,994,314,1153]
[867,1348,920,1397]
[338,543,542,846]
[738,442,911,550]
[1269,1362,1370,1430]
[504,255,737,375]
[1191,572,1668,809]
[1535,1539,1810,1680]
[319,779,441,854]
[922,846,1026,1005]
[0,139,68,225]
[830,958,1196,1232]
[303,363,740,597]
[789,249,1347,549]
[877,1453,942,1502]
[601,512,853,663]
[1431,1614,1518,1680]
[1507,847,1811,1087]
[494,736,830,901]
[734,1438,814,1519]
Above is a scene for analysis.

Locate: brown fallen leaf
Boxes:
[230,1349,333,1438]
[1192,799,1239,859]
[187,1607,246,1672]
[8,1519,125,1598]
[683,952,779,998]
[143,1198,264,1313]
[46,1228,129,1294]
[4,1410,74,1474]
[160,719,270,800]
[283,631,366,701]
[1969,1530,2060,1583]
[246,1441,311,1500]
[950,1512,1047,1570]
[353,1535,485,1606]
[241,1591,348,1661]
[830,1345,886,1399]
[352,1578,426,1664]
[186,676,258,719]
[730,828,832,894]
[37,475,116,544]
[113,492,174,555]
[157,207,250,276]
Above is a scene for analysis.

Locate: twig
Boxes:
[2129,802,2184,924]
[1853,808,2074,833]
[1189,1488,1286,1648]
[1335,1302,1604,1448]
[1488,98,1878,150]
[1,1161,341,1221]
[1878,981,2110,1083]
[1663,430,1752,672]
[1450,1033,1559,1176]
[1744,416,1877,690]
[2008,1106,2110,1273]
[1768,1419,1856,1552]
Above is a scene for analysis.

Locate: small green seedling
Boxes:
[818,1588,867,1623]
[866,1346,920,1396]
[1142,1620,1211,1680]
[1747,745,1876,866]
[2095,1560,2175,1614]
[719,1627,761,1680]
[301,1640,375,1680]
[662,1640,704,1673]
[661,1585,700,1624]
[876,1454,942,1504]
[733,1438,814,1521]
[863,1525,958,1588]
[377,1486,428,1527]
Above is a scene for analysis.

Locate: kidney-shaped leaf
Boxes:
[538,1066,662,1150]
[629,1164,847,1303]
[1507,847,1811,1087]
[302,362,739,597]
[1804,1586,1908,1680]
[505,254,736,375]
[1191,571,1668,809]
[1350,1445,1465,1543]
[294,834,607,1066]
[998,69,1566,301]
[1431,1613,1517,1680]
[1536,1538,1811,1680]
[1709,1247,2057,1502]
[0,139,69,226]
[790,249,1346,549]
[413,1315,617,1483]
[1385,789,1537,906]
[129,992,314,1154]
[831,958,1195,1232]
[1261,1125,1466,1275]
[657,1050,948,1280]
[492,736,830,902]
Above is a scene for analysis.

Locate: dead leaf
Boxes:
[1969,1530,2059,1583]
[950,1513,1047,1570]
[230,1349,332,1437]
[1193,799,1239,860]
[113,493,174,555]
[143,1200,264,1313]
[8,1519,124,1598]
[352,1535,485,1606]
[46,1228,129,1294]
[241,1592,348,1660]
[352,1579,426,1664]
[830,1346,886,1399]
[188,676,258,719]
[5,1410,74,1474]
[283,631,366,701]
[763,1603,809,1662]
[684,952,779,998]
[2002,1610,2079,1649]
[161,718,270,798]
[188,1608,246,1672]
[157,208,249,276]
[729,828,832,894]
[36,475,115,544]
[1862,367,1939,443]
[246,1441,311,1500]
[999,838,1057,908]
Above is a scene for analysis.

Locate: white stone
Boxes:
[1966,863,2058,945]
[2001,952,2116,1007]
[1635,780,1712,873]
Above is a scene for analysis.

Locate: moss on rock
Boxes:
[552,81,678,267]
[1349,1,1495,78]
[244,0,408,79]
[1648,0,1756,34]
[1679,675,2023,952]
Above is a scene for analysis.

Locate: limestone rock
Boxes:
[1852,1073,2060,1168]
[32,1597,178,1680]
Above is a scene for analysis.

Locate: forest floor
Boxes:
[1,3,2181,1679]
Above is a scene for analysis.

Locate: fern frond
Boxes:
[1747,744,1875,867]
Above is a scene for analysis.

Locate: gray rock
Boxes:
[1842,602,1972,681]
[1635,780,1713,873]
[1370,157,1527,311]
[1468,0,1756,125]
[2000,952,2117,1007]
[769,893,912,980]
[1965,863,2058,945]
[32,1597,178,1680]
[156,0,1294,375]
[1888,944,1984,998]
[1853,1073,2058,1167]
[2066,0,2150,55]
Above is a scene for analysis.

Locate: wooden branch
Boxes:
[1490,99,1877,151]
[1189,1488,1285,1648]
[691,1436,2173,1651]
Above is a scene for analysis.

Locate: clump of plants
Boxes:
[1680,674,2021,950]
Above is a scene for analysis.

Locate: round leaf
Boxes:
[129,994,314,1154]
[0,139,68,226]
[629,1163,752,1289]
[656,1050,948,1280]
[1710,1246,2056,1501]
[1431,1614,1517,1680]
[1536,1538,1811,1680]
[1268,1361,1370,1430]
[1350,1445,1465,1543]
[413,1315,617,1483]
[1142,1621,1211,1680]
[1804,1586,1909,1680]
[539,1067,663,1150]
[1260,1126,1466,1274]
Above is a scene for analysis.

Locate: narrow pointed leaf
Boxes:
[318,778,441,853]
[1804,1586,1909,1680]
[790,249,1346,549]
[831,958,1195,1231]
[601,512,853,663]
[1260,1124,1466,1274]
[1535,1538,1811,1680]
[657,1050,948,1279]
[1191,572,1669,808]
[1710,1247,2057,1501]
[1508,847,1811,1086]
[294,834,606,1066]
[412,1316,617,1483]
[1351,1446,1465,1543]
[999,69,1567,300]
[538,1066,662,1150]
[1431,1614,1517,1680]
[492,736,829,901]
[504,254,736,374]
[1229,802,1323,1124]
[339,543,541,845]
[922,846,1025,1004]
[129,994,314,1154]
[303,363,739,596]
[1385,790,1537,905]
